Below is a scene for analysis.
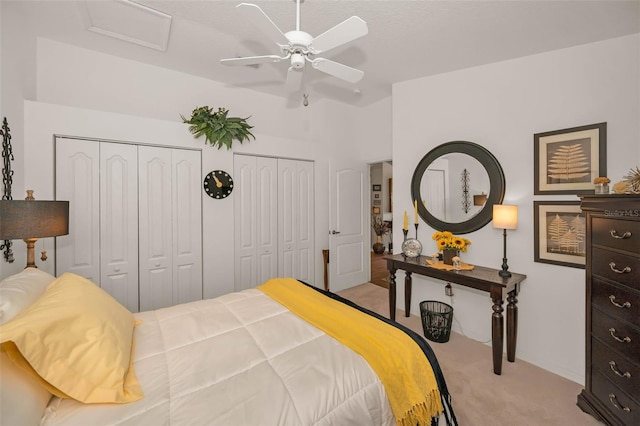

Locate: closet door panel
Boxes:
[296,161,314,283]
[278,159,296,278]
[234,155,258,290]
[55,138,100,282]
[139,146,173,311]
[257,157,278,283]
[172,149,202,304]
[100,142,139,312]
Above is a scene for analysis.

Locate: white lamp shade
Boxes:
[493,204,518,230]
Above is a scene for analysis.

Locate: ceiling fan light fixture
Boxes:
[220,1,367,89]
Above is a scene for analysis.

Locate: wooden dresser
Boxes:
[577,195,640,425]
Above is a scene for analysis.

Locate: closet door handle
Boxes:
[609,230,632,239]
[331,230,341,235]
[609,328,631,344]
[609,295,631,309]
[114,267,121,272]
[609,262,631,274]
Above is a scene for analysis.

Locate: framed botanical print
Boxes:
[534,122,606,195]
[533,201,585,269]
[372,184,381,191]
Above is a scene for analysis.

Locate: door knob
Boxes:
[114,267,120,272]
[331,230,341,235]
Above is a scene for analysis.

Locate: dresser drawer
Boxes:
[592,247,639,290]
[593,217,640,253]
[592,338,640,403]
[592,309,640,361]
[593,278,640,328]
[592,370,640,425]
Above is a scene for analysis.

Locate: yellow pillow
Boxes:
[0,272,142,404]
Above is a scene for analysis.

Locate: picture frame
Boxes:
[373,200,381,206]
[372,184,381,191]
[372,206,381,214]
[533,201,585,269]
[374,193,380,199]
[534,122,606,195]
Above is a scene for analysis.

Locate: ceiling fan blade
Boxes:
[285,67,303,92]
[311,58,364,83]
[236,3,290,48]
[310,16,368,54]
[220,55,284,66]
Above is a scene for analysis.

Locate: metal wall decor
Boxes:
[1,117,15,262]
[461,168,470,213]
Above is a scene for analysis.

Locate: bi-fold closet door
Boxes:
[234,155,314,291]
[55,137,202,312]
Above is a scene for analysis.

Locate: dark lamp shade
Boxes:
[0,200,70,240]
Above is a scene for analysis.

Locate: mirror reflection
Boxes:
[421,153,490,223]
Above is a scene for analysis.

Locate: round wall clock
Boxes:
[203,170,233,199]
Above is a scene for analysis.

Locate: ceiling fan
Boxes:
[220,0,368,91]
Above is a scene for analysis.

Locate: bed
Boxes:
[0,268,456,426]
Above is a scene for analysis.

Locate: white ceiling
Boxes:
[7,0,640,107]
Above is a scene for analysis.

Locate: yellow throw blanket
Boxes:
[258,278,443,426]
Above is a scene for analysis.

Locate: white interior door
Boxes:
[234,155,278,291]
[55,138,100,282]
[99,142,139,312]
[138,145,173,311]
[329,160,369,292]
[425,158,448,221]
[172,148,202,305]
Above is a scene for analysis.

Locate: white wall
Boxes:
[0,33,392,295]
[392,34,640,384]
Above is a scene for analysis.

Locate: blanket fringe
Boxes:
[398,389,443,426]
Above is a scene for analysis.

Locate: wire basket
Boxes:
[419,300,453,343]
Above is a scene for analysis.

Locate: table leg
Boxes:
[507,290,518,362]
[491,291,504,375]
[389,268,397,321]
[404,272,412,317]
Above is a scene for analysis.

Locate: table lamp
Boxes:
[493,204,518,278]
[0,197,69,269]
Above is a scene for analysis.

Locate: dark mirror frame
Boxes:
[411,141,505,234]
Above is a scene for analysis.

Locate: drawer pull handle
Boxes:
[609,230,632,239]
[609,295,632,309]
[609,361,632,378]
[608,393,631,413]
[609,328,631,343]
[609,262,631,274]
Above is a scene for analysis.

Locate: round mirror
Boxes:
[411,141,505,234]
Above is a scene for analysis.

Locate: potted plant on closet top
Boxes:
[181,106,255,150]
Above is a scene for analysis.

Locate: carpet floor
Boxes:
[336,282,600,426]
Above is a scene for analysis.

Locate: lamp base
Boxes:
[23,238,38,269]
[499,257,511,278]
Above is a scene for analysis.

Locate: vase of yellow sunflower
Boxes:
[432,231,471,265]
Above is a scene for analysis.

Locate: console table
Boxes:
[385,254,527,375]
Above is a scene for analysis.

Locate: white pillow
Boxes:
[0,268,56,426]
[0,268,56,324]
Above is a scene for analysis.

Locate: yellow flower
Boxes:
[432,231,471,252]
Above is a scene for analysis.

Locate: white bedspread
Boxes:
[41,288,395,425]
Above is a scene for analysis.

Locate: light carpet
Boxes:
[337,282,600,426]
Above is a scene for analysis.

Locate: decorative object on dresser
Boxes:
[534,122,607,195]
[533,201,586,269]
[0,191,69,269]
[493,204,518,277]
[577,194,640,426]
[622,166,640,194]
